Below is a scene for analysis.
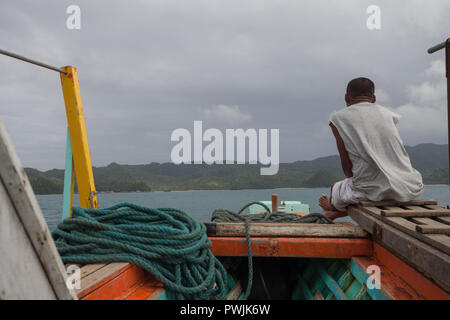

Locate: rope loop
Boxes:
[53,202,227,300]
[211,202,333,299]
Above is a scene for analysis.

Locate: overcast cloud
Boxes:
[0,0,449,170]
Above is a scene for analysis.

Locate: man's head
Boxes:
[345,77,376,106]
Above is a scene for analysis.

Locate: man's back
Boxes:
[330,102,424,201]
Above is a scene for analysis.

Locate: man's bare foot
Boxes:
[322,210,348,221]
[318,194,334,211]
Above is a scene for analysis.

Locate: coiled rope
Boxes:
[211,202,333,299]
[52,202,227,300]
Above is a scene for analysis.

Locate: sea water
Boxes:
[37,185,450,231]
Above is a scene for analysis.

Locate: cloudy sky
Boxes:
[0,0,449,170]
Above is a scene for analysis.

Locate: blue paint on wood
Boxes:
[62,127,73,220]
[293,275,314,300]
[345,277,365,299]
[298,275,314,300]
[314,262,349,300]
[155,290,167,300]
[350,259,388,300]
[327,265,353,300]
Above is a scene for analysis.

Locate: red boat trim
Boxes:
[210,237,373,258]
[372,243,450,300]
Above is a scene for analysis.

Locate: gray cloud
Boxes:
[0,0,449,170]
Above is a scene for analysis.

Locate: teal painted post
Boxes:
[62,127,73,220]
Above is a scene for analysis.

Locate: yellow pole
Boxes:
[60,66,98,209]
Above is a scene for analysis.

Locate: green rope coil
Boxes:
[52,202,227,300]
[211,202,334,224]
[211,202,334,299]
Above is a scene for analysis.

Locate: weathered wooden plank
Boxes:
[226,281,243,300]
[424,206,450,224]
[359,206,384,219]
[80,263,109,279]
[416,226,450,235]
[205,222,368,238]
[359,206,450,255]
[425,204,450,212]
[388,217,450,255]
[436,217,450,224]
[348,206,450,293]
[0,117,76,300]
[413,218,450,235]
[80,264,158,300]
[0,180,56,299]
[359,199,437,207]
[313,290,325,300]
[381,205,450,218]
[407,205,448,213]
[76,262,130,298]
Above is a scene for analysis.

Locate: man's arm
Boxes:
[330,122,353,178]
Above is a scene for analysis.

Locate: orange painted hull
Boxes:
[77,236,448,300]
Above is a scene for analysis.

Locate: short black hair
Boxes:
[346,77,375,98]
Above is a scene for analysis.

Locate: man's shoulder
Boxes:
[330,107,349,123]
[331,103,401,125]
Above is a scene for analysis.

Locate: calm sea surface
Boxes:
[37,185,450,231]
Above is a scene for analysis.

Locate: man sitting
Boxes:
[318,77,424,220]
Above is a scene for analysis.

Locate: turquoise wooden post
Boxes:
[62,127,73,220]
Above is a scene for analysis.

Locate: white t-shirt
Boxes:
[330,102,424,202]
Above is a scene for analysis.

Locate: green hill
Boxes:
[25,143,449,194]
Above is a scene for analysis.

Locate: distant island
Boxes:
[26,143,449,195]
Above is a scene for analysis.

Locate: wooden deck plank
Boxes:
[425,206,450,225]
[413,218,450,235]
[124,281,165,300]
[348,206,450,293]
[82,264,148,300]
[360,206,450,255]
[77,263,165,300]
[407,205,450,235]
[381,205,450,218]
[436,217,450,224]
[388,218,450,254]
[359,199,437,207]
[205,222,368,238]
[80,263,108,279]
[76,262,130,298]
